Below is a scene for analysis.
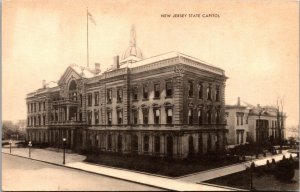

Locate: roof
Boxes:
[118,51,224,75]
[69,64,97,78]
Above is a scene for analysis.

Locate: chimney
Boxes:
[113,55,120,69]
[94,63,101,74]
[42,80,46,88]
[237,97,241,106]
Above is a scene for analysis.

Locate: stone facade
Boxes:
[26,49,228,159]
[225,98,286,146]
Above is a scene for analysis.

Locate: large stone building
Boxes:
[225,97,286,146]
[26,27,228,158]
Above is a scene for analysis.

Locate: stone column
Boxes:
[67,106,69,121]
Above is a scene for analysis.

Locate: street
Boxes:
[2,153,162,191]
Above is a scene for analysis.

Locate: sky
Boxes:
[2,0,299,128]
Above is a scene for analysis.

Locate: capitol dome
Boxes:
[122,46,143,60]
[120,25,143,64]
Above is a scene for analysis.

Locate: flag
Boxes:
[88,11,96,25]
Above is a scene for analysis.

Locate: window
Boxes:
[236,113,239,125]
[107,134,112,150]
[87,111,92,125]
[207,86,212,100]
[95,111,99,124]
[144,135,149,152]
[198,110,202,125]
[43,102,46,111]
[154,84,160,98]
[198,83,203,99]
[132,110,138,125]
[80,94,83,107]
[188,80,194,97]
[133,87,138,100]
[117,110,123,125]
[94,92,99,106]
[132,135,138,151]
[27,118,30,126]
[241,113,244,125]
[43,115,46,125]
[207,111,212,124]
[34,103,36,112]
[188,109,193,125]
[107,89,112,103]
[107,111,112,126]
[88,94,92,106]
[70,92,77,101]
[216,110,220,124]
[39,102,41,111]
[117,88,123,102]
[166,109,173,124]
[143,109,149,125]
[143,84,149,99]
[166,81,173,97]
[117,135,122,151]
[154,135,160,153]
[215,85,220,101]
[154,108,160,124]
[198,134,203,154]
[27,104,30,113]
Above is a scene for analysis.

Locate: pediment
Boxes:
[58,66,82,86]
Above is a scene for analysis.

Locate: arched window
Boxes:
[69,80,77,90]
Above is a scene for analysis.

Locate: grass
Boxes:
[205,158,299,191]
[83,151,243,177]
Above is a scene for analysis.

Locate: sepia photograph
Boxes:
[2,0,299,191]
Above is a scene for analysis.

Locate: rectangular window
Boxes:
[117,88,123,103]
[88,111,92,125]
[39,102,41,111]
[215,85,220,101]
[27,104,30,113]
[188,109,193,125]
[43,102,46,111]
[188,80,194,97]
[95,111,99,124]
[43,115,46,125]
[166,109,173,124]
[241,113,244,125]
[166,82,173,97]
[88,94,92,106]
[154,109,160,124]
[94,92,99,106]
[117,111,123,125]
[198,110,202,125]
[236,113,239,125]
[132,110,138,125]
[107,111,112,126]
[34,103,36,112]
[107,89,112,103]
[143,110,149,125]
[154,84,160,98]
[198,83,203,99]
[207,86,212,100]
[143,84,149,99]
[133,87,138,100]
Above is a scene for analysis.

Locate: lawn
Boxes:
[205,158,299,191]
[84,152,243,177]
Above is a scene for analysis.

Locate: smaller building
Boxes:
[225,98,249,146]
[225,97,286,146]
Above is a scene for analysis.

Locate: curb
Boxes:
[2,152,169,191]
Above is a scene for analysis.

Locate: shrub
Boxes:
[274,158,295,182]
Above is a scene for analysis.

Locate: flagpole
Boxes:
[87,7,89,68]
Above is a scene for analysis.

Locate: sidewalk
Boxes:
[2,148,241,191]
[177,150,297,183]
